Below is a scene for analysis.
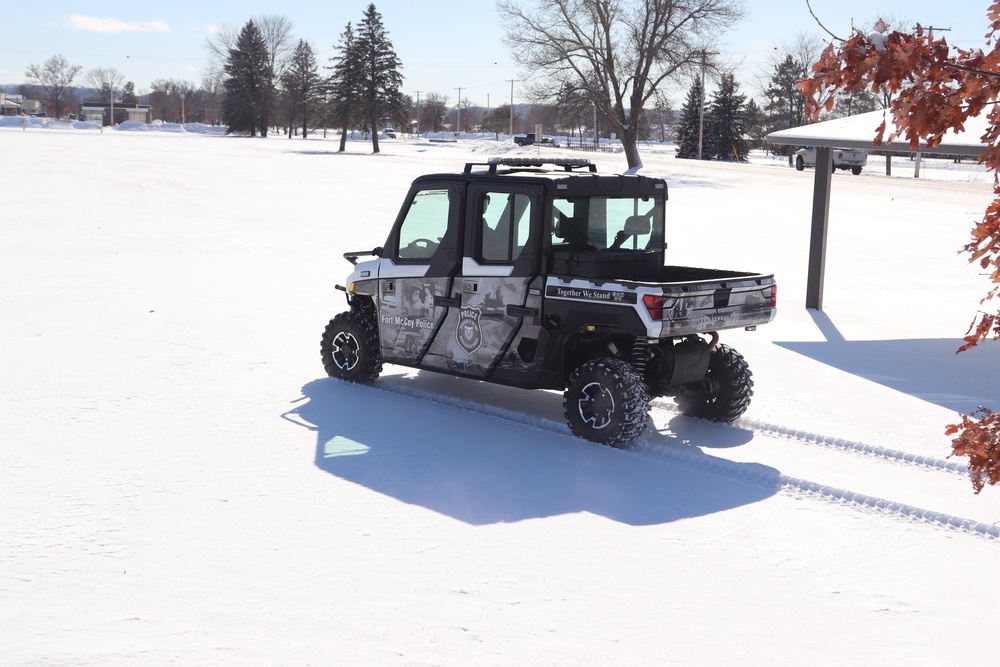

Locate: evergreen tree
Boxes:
[120,81,138,106]
[328,22,361,152]
[706,72,749,162]
[675,78,705,159]
[764,54,807,154]
[282,40,320,139]
[355,4,405,154]
[222,20,271,137]
[742,98,765,151]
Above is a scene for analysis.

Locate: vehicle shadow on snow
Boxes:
[776,310,1000,413]
[285,377,779,526]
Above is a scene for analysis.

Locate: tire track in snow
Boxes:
[370,379,998,540]
[634,440,1000,540]
[650,397,970,478]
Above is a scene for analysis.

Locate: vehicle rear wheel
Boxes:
[321,310,383,384]
[852,165,863,175]
[674,344,753,423]
[564,358,649,447]
[795,156,805,171]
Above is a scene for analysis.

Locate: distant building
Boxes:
[80,103,153,125]
[1,93,23,116]
[6,95,42,115]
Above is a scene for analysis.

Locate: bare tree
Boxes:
[201,72,225,125]
[83,67,126,124]
[25,54,82,119]
[149,78,197,123]
[256,15,296,132]
[84,67,125,100]
[498,0,745,169]
[204,26,238,81]
[419,92,448,132]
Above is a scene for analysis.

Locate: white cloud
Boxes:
[64,15,171,34]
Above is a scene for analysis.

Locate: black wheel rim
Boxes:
[577,381,614,430]
[331,331,361,371]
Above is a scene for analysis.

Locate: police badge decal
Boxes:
[457,306,483,354]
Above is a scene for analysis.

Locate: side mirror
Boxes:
[624,215,651,236]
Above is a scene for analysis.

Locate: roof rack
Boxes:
[464,158,597,175]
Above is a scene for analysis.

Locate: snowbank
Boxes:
[0,116,227,134]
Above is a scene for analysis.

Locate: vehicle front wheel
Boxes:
[674,344,753,423]
[564,358,649,447]
[321,310,383,384]
[795,156,805,171]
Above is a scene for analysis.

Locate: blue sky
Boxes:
[1,1,991,106]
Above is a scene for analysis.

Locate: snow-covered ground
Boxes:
[4,122,1000,665]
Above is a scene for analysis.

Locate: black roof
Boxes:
[406,158,669,199]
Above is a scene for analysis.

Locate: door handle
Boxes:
[506,305,539,318]
[434,294,461,308]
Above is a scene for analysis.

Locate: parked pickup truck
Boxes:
[513,133,556,147]
[323,158,776,446]
[794,146,867,175]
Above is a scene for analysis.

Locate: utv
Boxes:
[322,158,776,446]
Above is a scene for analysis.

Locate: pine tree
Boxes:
[706,73,749,162]
[764,54,807,154]
[222,20,271,136]
[328,22,361,152]
[742,98,765,152]
[675,78,705,160]
[355,3,405,154]
[282,40,320,139]
[120,82,138,106]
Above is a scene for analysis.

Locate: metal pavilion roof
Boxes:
[767,109,990,157]
[765,110,990,310]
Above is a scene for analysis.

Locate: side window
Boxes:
[397,189,450,260]
[605,198,657,249]
[551,199,588,249]
[479,192,532,263]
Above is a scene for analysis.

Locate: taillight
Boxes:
[770,284,778,308]
[642,294,664,320]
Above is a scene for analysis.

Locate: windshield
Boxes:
[551,196,664,252]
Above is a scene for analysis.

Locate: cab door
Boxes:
[420,182,542,377]
[377,181,463,365]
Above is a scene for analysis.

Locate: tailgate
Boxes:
[640,274,776,337]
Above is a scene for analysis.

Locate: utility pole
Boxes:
[414,90,422,135]
[696,50,718,160]
[506,79,517,137]
[455,86,463,136]
[593,101,598,150]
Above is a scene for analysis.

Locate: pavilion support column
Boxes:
[806,146,833,310]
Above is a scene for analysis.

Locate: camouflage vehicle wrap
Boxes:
[323,159,776,446]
